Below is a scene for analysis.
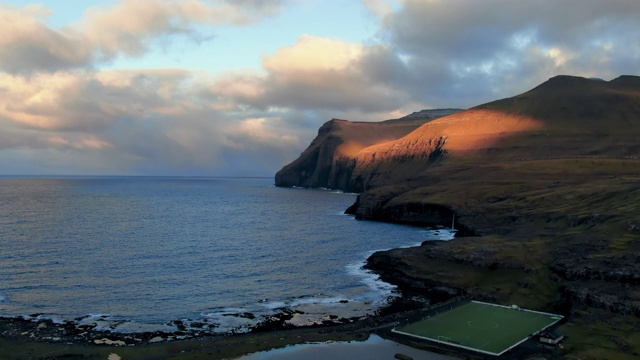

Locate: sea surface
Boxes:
[0,177,453,333]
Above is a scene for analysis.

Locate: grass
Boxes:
[393,301,562,356]
[0,327,368,360]
[368,155,640,358]
[560,310,640,359]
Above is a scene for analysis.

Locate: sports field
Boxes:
[392,301,563,356]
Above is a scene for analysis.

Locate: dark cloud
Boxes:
[369,0,640,107]
[1,0,640,176]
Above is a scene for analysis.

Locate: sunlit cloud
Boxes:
[0,0,639,175]
[0,5,90,74]
[48,135,113,150]
[212,35,413,113]
[0,1,290,74]
[82,0,286,60]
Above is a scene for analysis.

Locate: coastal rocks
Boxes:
[380,201,454,227]
[561,284,640,316]
[94,338,126,346]
[148,336,165,343]
[550,254,640,285]
[394,353,413,360]
[365,250,464,303]
[345,186,410,219]
[0,305,372,348]
[549,245,640,316]
[347,189,478,236]
[0,316,211,346]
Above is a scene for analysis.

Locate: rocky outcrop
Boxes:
[274,109,461,191]
[365,248,465,303]
[277,75,640,358]
[550,254,640,285]
[274,119,351,189]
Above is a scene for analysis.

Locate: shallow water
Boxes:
[0,177,453,332]
[238,334,455,360]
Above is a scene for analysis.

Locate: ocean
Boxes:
[0,177,453,333]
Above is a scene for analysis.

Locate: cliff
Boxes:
[274,109,461,190]
[278,75,640,358]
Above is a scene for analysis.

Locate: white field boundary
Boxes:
[391,328,501,357]
[392,301,565,356]
[471,300,565,318]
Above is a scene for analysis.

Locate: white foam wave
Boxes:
[419,227,456,241]
[208,307,248,314]
[32,314,66,324]
[345,256,398,305]
[83,313,113,320]
[201,311,256,334]
[344,228,455,307]
[110,321,177,334]
[290,296,346,307]
[260,301,286,310]
[258,295,348,311]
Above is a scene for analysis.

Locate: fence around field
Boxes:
[392,300,564,356]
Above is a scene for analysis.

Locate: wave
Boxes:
[345,228,456,306]
[258,295,348,310]
[419,227,456,241]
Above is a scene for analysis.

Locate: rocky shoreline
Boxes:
[0,307,362,348]
[0,294,466,360]
[1,228,572,360]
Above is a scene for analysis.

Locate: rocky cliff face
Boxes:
[277,76,640,357]
[274,109,461,191]
[347,75,640,222]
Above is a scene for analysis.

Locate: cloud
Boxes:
[2,0,640,176]
[362,0,396,19]
[211,0,640,116]
[212,35,414,114]
[82,0,285,60]
[0,1,289,74]
[371,0,640,107]
[0,67,310,176]
[0,5,91,74]
[0,69,197,131]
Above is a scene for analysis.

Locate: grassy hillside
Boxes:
[356,76,640,358]
[275,109,460,190]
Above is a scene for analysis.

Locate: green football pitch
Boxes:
[393,301,563,356]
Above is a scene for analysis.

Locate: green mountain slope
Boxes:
[280,75,640,358]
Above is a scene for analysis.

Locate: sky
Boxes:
[0,0,639,177]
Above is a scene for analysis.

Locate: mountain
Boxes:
[351,75,640,192]
[274,109,461,190]
[276,75,640,358]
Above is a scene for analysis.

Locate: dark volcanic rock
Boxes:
[348,189,477,235]
[365,249,464,302]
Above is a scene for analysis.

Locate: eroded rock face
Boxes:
[365,247,465,303]
[279,76,640,334]
[275,109,461,191]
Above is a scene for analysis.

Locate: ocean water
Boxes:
[0,177,453,333]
